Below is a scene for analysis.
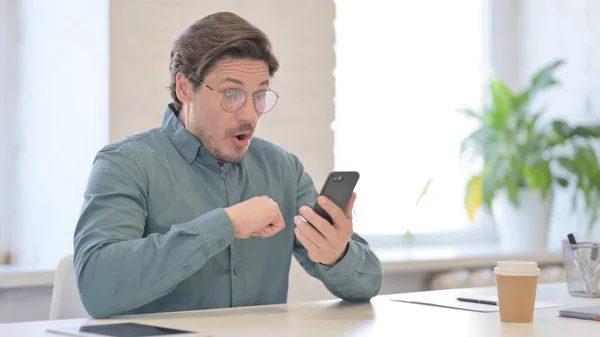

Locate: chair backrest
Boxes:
[49,254,89,320]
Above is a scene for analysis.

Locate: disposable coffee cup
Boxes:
[493,261,540,323]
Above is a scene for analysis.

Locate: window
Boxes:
[334,1,491,240]
[0,1,109,265]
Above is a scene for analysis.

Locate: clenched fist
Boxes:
[225,196,285,239]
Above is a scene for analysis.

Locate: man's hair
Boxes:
[169,12,279,111]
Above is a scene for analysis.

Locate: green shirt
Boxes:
[73,104,383,318]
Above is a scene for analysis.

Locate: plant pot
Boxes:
[492,188,554,252]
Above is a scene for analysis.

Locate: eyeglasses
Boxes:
[199,81,279,114]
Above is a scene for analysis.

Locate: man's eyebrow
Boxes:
[219,77,244,85]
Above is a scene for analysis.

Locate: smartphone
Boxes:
[312,171,360,224]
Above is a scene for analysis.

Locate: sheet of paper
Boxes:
[389,292,562,313]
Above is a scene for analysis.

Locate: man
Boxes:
[74,12,382,319]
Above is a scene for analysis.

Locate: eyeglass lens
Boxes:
[221,89,278,113]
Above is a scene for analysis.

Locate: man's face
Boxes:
[177,59,270,164]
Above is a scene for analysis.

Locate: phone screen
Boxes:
[313,171,359,224]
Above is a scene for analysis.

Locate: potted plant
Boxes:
[460,59,600,251]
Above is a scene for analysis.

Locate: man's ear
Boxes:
[175,73,194,104]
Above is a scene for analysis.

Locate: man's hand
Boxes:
[294,192,357,266]
[225,196,285,239]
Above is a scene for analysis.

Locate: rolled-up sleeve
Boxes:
[289,154,383,302]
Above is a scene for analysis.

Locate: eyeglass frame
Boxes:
[198,81,279,114]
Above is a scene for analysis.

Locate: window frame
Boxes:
[361,221,498,249]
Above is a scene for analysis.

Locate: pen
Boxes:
[456,297,497,306]
[567,233,577,245]
[568,233,598,260]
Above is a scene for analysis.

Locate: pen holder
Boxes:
[562,241,600,297]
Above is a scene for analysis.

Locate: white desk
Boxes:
[1,282,598,337]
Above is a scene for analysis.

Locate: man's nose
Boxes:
[236,98,258,124]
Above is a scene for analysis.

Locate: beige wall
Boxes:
[109,0,335,190]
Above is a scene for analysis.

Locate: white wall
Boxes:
[516,0,600,246]
[490,0,522,91]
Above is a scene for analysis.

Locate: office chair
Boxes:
[49,254,89,319]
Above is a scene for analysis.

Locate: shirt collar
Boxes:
[160,104,240,172]
[160,104,202,164]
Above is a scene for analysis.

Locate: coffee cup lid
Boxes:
[493,261,540,276]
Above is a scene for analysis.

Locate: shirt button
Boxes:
[219,172,226,179]
[233,266,240,275]
[183,265,192,272]
[219,239,226,248]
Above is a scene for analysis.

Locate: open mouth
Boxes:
[232,133,252,148]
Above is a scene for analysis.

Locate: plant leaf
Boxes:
[526,112,541,133]
[546,120,570,146]
[589,179,600,231]
[506,179,519,206]
[574,147,598,178]
[583,185,592,210]
[557,157,577,173]
[520,60,563,112]
[552,119,572,136]
[572,125,600,138]
[416,178,432,207]
[524,158,552,198]
[514,90,529,110]
[456,108,482,120]
[489,80,514,119]
[460,127,493,155]
[465,175,483,222]
[482,169,498,210]
[591,174,600,195]
[529,59,564,92]
[555,177,569,187]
